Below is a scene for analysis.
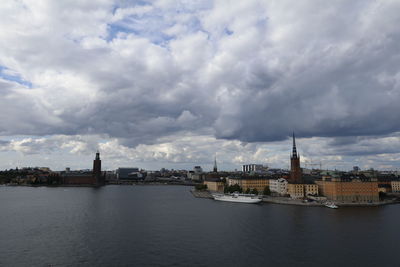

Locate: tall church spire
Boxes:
[290,132,302,183]
[292,132,298,158]
[213,154,218,173]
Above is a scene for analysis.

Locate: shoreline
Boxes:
[2,185,399,207]
[191,190,400,207]
[0,182,197,188]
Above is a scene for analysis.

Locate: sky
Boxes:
[1,0,400,171]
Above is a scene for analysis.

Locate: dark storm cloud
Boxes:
[325,134,400,157]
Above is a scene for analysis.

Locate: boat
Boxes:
[324,202,338,209]
[212,192,262,204]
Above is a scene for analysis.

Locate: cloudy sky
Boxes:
[1,0,400,171]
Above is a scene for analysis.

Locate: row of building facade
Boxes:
[203,133,394,203]
[205,174,385,203]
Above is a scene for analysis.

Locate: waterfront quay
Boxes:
[191,189,400,207]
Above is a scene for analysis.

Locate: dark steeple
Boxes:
[290,132,302,183]
[213,154,218,173]
[292,132,298,158]
[95,150,100,160]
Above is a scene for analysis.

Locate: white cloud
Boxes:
[1,0,400,170]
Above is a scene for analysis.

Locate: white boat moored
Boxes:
[212,192,262,204]
[324,202,338,209]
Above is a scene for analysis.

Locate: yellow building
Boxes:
[288,184,304,199]
[316,177,379,202]
[203,179,224,192]
[391,181,400,193]
[287,183,319,199]
[305,184,319,196]
[227,177,269,193]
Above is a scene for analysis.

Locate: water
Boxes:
[0,185,398,267]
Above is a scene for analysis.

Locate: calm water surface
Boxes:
[0,185,398,266]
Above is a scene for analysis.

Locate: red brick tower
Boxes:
[290,133,302,183]
[93,151,102,185]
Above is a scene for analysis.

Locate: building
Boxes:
[213,156,218,173]
[116,168,143,180]
[287,183,319,199]
[204,179,224,192]
[93,151,105,185]
[269,178,288,196]
[188,166,205,181]
[391,181,400,193]
[62,152,104,186]
[316,177,379,203]
[378,184,391,193]
[289,133,302,183]
[62,171,96,185]
[227,176,269,193]
[305,184,319,196]
[288,183,304,199]
[194,166,203,173]
[242,164,263,173]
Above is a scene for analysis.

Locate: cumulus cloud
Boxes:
[0,0,400,169]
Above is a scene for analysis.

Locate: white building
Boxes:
[242,164,267,173]
[269,178,288,196]
[193,166,203,174]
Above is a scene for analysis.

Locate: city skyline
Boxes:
[1,1,400,171]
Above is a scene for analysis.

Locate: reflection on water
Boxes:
[0,185,398,267]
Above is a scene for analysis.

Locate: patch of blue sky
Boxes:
[0,66,32,88]
[224,28,234,36]
[107,21,176,46]
[106,13,176,45]
[112,0,150,11]
[106,1,211,45]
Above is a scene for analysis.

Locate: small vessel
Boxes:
[212,192,262,204]
[324,202,338,209]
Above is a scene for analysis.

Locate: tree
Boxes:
[195,184,207,191]
[245,188,251,194]
[251,188,258,195]
[263,186,271,196]
[225,184,243,193]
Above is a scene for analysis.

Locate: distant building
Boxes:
[213,156,218,173]
[287,183,319,199]
[116,168,143,180]
[282,133,319,199]
[304,184,319,196]
[193,166,203,174]
[227,176,269,193]
[391,181,400,193]
[269,178,288,196]
[242,164,265,173]
[378,184,391,193]
[61,171,96,185]
[93,151,105,185]
[288,183,304,199]
[62,151,104,186]
[188,166,205,181]
[316,176,379,203]
[289,133,302,183]
[204,179,224,192]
